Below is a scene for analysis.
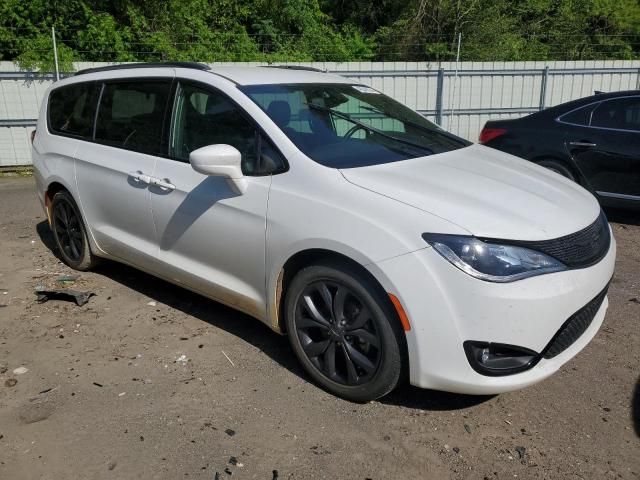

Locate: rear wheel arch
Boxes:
[531,156,581,183]
[44,181,71,224]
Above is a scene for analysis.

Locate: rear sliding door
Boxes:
[75,76,172,266]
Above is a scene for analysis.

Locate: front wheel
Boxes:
[284,261,404,402]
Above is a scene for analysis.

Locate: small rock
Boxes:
[5,378,17,387]
[147,301,157,306]
[272,470,279,480]
[225,428,236,437]
[515,446,526,459]
[383,435,391,441]
[228,457,238,466]
[108,461,117,471]
[464,424,471,434]
[13,367,28,375]
[453,447,460,454]
[224,467,232,475]
[629,297,640,304]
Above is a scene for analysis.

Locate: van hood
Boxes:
[340,144,600,241]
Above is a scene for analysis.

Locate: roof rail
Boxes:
[265,65,326,73]
[75,62,211,76]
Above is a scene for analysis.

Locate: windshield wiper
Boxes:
[306,103,434,155]
[359,105,468,146]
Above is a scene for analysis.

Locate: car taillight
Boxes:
[31,129,36,144]
[479,127,506,144]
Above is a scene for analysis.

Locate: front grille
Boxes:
[542,286,609,359]
[512,211,611,268]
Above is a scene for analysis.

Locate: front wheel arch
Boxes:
[277,249,410,380]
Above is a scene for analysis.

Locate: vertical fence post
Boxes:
[435,68,445,125]
[51,26,60,81]
[538,66,549,111]
[636,68,640,90]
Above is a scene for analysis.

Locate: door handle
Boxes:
[149,177,176,191]
[568,141,597,148]
[128,171,152,184]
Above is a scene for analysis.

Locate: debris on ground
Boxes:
[5,378,17,387]
[35,288,95,306]
[12,366,28,375]
[464,424,471,434]
[224,428,236,437]
[56,274,79,285]
[629,297,640,304]
[272,469,279,480]
[176,354,188,365]
[222,350,235,367]
[147,301,157,306]
[515,446,526,459]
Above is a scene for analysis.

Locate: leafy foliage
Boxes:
[1,0,638,72]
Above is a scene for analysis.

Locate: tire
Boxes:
[537,159,576,182]
[284,260,404,402]
[50,190,98,271]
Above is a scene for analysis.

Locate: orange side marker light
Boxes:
[388,293,411,331]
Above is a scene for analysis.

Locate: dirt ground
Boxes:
[0,176,638,480]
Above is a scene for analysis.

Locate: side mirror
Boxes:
[189,144,247,194]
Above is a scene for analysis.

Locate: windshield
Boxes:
[240,83,470,169]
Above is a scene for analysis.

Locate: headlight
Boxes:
[422,233,566,282]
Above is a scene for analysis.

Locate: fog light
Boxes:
[464,341,539,376]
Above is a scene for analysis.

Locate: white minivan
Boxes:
[33,62,615,401]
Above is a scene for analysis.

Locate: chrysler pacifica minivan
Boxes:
[32,62,615,401]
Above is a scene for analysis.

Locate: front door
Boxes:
[75,78,173,266]
[149,81,286,320]
[566,96,640,199]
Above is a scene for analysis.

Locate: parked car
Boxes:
[33,62,615,401]
[479,90,640,210]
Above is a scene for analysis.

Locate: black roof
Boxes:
[543,89,640,116]
[74,62,211,76]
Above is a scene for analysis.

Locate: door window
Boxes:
[591,97,640,131]
[170,82,285,175]
[94,81,171,155]
[48,82,100,138]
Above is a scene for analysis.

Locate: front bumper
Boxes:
[367,234,616,395]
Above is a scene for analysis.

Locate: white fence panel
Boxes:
[1,60,639,166]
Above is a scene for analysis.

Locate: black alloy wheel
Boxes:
[285,261,404,402]
[50,191,98,271]
[294,280,381,385]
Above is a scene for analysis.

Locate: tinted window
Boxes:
[559,104,596,126]
[95,81,171,155]
[48,83,99,138]
[241,83,470,169]
[170,82,285,175]
[591,97,640,131]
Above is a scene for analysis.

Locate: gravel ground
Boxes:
[0,176,638,479]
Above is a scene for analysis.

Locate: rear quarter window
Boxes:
[558,103,597,126]
[48,83,99,138]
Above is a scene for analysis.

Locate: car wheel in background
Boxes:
[285,261,404,402]
[50,191,98,271]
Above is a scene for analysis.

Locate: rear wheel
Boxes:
[50,191,98,271]
[537,159,576,182]
[285,261,403,402]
